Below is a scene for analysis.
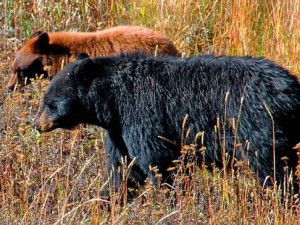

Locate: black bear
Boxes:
[34,53,300,195]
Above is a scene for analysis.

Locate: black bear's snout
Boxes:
[34,110,56,132]
[33,117,42,132]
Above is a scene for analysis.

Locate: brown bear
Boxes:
[7,26,180,90]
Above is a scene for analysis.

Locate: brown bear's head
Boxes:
[7,31,52,90]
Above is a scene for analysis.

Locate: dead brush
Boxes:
[1,0,300,224]
[161,103,300,223]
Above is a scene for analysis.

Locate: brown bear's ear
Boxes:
[33,32,50,53]
[29,31,44,39]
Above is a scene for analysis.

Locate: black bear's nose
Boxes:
[33,117,42,132]
[33,109,55,133]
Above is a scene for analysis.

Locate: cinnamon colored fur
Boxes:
[7,26,180,89]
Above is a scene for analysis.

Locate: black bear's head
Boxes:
[34,54,102,132]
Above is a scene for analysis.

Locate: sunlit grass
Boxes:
[0,0,300,224]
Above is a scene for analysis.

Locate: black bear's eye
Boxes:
[47,102,58,111]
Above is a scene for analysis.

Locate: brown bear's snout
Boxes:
[34,110,55,132]
[6,73,23,90]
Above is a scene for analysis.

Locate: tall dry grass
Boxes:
[1,0,300,224]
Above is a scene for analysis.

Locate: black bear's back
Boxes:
[115,54,300,185]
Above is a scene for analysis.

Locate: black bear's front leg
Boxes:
[104,135,126,195]
[104,132,147,200]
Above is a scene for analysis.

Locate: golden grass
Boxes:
[1,0,300,224]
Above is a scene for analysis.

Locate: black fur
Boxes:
[36,53,300,194]
[76,53,90,60]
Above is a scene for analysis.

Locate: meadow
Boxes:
[1,0,300,224]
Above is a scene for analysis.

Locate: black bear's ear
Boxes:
[76,53,89,61]
[74,58,98,80]
[34,32,50,52]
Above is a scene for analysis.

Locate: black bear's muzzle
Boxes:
[34,110,56,132]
